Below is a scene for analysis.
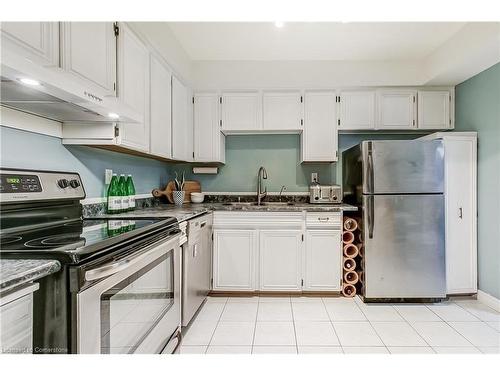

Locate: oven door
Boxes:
[77,234,181,354]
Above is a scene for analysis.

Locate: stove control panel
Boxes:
[0,174,42,193]
[0,169,85,202]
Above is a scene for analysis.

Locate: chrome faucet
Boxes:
[279,185,286,202]
[257,166,268,205]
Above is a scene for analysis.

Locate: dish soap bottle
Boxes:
[126,174,136,211]
[107,174,121,214]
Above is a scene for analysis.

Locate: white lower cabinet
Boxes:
[212,212,342,292]
[213,229,257,291]
[304,230,342,291]
[259,230,303,291]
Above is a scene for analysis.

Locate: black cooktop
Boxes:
[0,217,178,264]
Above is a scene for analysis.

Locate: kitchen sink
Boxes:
[221,202,295,207]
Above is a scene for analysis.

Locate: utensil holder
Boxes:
[173,191,185,206]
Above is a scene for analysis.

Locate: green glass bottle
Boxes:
[107,174,121,214]
[118,174,128,213]
[126,174,136,211]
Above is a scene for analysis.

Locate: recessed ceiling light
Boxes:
[275,21,284,28]
[107,113,120,119]
[19,78,40,86]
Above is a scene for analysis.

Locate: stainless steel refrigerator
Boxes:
[342,140,446,300]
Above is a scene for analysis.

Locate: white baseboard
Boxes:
[477,290,500,312]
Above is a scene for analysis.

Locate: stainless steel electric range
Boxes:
[0,168,182,354]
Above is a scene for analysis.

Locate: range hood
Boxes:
[0,52,141,124]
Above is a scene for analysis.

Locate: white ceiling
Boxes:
[168,22,467,61]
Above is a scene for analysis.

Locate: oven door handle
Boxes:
[84,234,179,281]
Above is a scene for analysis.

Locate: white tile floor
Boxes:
[179,296,500,354]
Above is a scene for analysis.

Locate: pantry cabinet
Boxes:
[213,229,257,291]
[60,22,116,97]
[193,93,225,163]
[377,90,417,130]
[417,91,451,129]
[149,53,172,159]
[339,90,376,130]
[172,76,193,161]
[259,230,303,291]
[220,92,261,132]
[302,91,337,162]
[420,132,477,295]
[304,230,342,291]
[0,22,59,66]
[117,24,150,152]
[263,91,303,131]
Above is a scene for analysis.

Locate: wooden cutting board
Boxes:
[152,180,201,203]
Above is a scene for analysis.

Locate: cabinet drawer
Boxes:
[306,213,341,229]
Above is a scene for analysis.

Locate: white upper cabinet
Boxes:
[117,24,149,152]
[302,91,337,162]
[339,90,376,130]
[0,22,59,66]
[259,230,303,291]
[194,93,225,163]
[60,22,116,97]
[417,91,451,129]
[149,54,172,159]
[220,92,261,132]
[263,91,303,131]
[172,76,193,162]
[377,90,417,130]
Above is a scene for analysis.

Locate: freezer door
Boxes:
[363,194,445,298]
[362,140,444,194]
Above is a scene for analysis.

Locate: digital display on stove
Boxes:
[0,174,42,193]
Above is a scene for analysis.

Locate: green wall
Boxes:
[455,62,500,299]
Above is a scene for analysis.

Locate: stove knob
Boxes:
[69,179,80,188]
[57,179,69,189]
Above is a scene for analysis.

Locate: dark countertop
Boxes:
[0,259,61,294]
[93,202,358,223]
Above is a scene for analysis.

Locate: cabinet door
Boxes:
[418,91,451,130]
[263,91,303,131]
[117,25,149,152]
[0,22,59,66]
[213,230,257,291]
[304,230,342,291]
[339,91,376,130]
[221,92,260,132]
[194,93,223,162]
[259,230,302,291]
[61,22,116,96]
[445,138,477,294]
[302,91,337,162]
[149,54,172,159]
[172,76,193,161]
[377,90,416,130]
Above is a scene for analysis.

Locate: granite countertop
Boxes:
[0,259,61,294]
[93,202,357,223]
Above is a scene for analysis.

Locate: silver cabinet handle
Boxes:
[85,259,132,281]
[193,243,198,258]
[458,207,463,219]
[318,217,330,221]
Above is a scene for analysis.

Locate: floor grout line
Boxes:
[391,304,437,353]
[290,298,299,354]
[355,299,390,353]
[204,298,228,354]
[250,298,260,352]
[321,297,343,353]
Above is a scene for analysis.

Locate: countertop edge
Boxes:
[0,259,61,295]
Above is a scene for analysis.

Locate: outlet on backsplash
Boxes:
[311,172,318,183]
[105,169,113,185]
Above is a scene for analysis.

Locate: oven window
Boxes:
[100,252,174,354]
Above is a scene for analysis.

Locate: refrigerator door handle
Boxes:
[367,195,374,239]
[367,142,374,193]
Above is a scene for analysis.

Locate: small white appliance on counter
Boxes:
[309,184,342,204]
